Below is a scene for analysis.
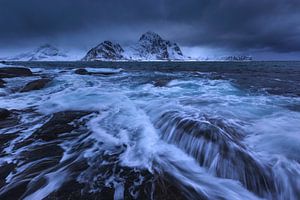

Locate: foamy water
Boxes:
[1,64,300,199]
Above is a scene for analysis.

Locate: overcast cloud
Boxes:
[0,0,300,59]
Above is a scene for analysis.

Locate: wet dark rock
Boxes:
[155,111,275,197]
[0,133,18,155]
[44,180,88,200]
[0,79,6,87]
[210,74,224,80]
[0,67,33,78]
[75,68,119,76]
[44,159,93,200]
[21,177,47,199]
[0,162,16,188]
[0,133,17,147]
[74,68,88,75]
[0,108,10,120]
[153,79,171,87]
[0,180,30,200]
[32,111,92,141]
[20,159,61,179]
[20,78,51,92]
[0,110,19,129]
[153,176,191,200]
[19,143,64,165]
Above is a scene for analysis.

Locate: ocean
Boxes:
[0,61,300,199]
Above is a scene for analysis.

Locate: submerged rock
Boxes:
[0,67,33,78]
[20,78,51,92]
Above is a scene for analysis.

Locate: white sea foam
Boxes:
[1,67,300,199]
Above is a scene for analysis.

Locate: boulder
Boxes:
[74,68,88,75]
[0,67,33,78]
[20,78,51,92]
[153,79,171,87]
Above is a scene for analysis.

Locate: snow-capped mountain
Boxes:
[4,44,69,61]
[83,31,185,61]
[1,34,254,62]
[125,31,184,60]
[82,41,125,61]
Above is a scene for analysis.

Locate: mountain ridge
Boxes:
[1,32,253,61]
[82,31,186,61]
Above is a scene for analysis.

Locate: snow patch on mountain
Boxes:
[3,44,70,61]
[126,31,184,60]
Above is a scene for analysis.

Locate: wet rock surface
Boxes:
[0,67,33,78]
[20,78,51,92]
[0,109,188,200]
[153,78,172,87]
[74,68,89,75]
[0,110,19,129]
[32,111,92,141]
[0,111,93,199]
[154,111,275,196]
[0,162,16,188]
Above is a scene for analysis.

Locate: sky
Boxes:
[0,0,300,60]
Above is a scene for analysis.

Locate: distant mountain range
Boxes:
[1,32,252,61]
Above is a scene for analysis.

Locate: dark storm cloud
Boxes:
[0,0,300,53]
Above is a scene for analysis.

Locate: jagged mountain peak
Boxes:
[135,31,183,60]
[82,31,185,61]
[139,31,163,42]
[82,40,124,61]
[96,41,123,52]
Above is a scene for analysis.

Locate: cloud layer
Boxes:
[0,0,300,55]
